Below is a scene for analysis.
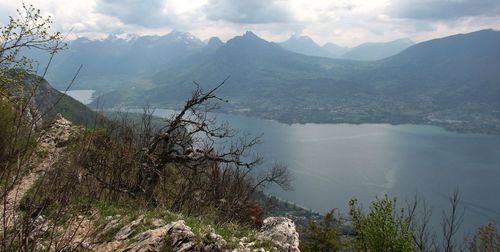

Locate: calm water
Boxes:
[63,89,95,104]
[148,108,500,237]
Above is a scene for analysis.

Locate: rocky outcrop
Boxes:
[115,215,145,241]
[39,114,81,149]
[256,217,300,252]
[200,226,227,250]
[64,215,300,252]
[164,220,197,251]
[0,114,81,230]
[0,115,301,252]
[123,222,172,252]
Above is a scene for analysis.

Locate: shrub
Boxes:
[300,209,343,251]
[349,195,413,252]
[467,223,500,252]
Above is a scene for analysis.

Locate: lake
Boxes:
[65,84,500,238]
[62,89,95,104]
[149,108,500,238]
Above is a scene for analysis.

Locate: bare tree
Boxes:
[0,4,91,251]
[82,79,291,224]
[407,194,436,251]
[442,189,465,252]
[0,3,67,183]
[136,79,291,200]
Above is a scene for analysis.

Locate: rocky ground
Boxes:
[1,114,79,230]
[0,115,301,252]
[57,214,299,251]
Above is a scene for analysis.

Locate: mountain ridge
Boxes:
[341,38,414,61]
[280,35,336,58]
[279,34,413,60]
[94,29,500,134]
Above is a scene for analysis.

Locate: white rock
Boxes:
[257,217,300,252]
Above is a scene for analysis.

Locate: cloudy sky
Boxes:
[1,0,499,47]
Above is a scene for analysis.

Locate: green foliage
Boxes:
[300,209,343,252]
[184,215,254,246]
[0,4,70,181]
[253,239,279,251]
[467,223,500,252]
[0,3,88,128]
[45,90,98,126]
[0,98,35,189]
[256,191,322,228]
[90,30,500,134]
[349,195,413,252]
[1,3,65,95]
[0,100,17,161]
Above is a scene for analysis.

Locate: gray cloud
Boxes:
[390,0,500,20]
[204,0,292,24]
[95,0,170,27]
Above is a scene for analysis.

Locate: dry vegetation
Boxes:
[1,4,499,252]
[0,4,291,251]
[73,82,291,225]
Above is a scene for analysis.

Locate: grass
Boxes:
[255,239,279,251]
[83,199,258,242]
[97,220,125,242]
[14,124,272,250]
[183,214,266,249]
[87,200,265,249]
[19,193,277,250]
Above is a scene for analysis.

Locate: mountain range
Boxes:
[279,35,346,58]
[26,29,500,133]
[279,35,414,60]
[26,31,205,92]
[27,31,412,92]
[340,38,414,61]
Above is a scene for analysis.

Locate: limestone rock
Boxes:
[96,217,122,242]
[257,217,300,252]
[114,215,144,240]
[201,225,228,250]
[167,220,196,251]
[121,219,198,252]
[123,224,170,252]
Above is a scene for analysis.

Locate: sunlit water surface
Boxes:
[149,108,500,238]
[64,89,500,238]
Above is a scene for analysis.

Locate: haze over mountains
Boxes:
[340,38,414,61]
[279,35,347,58]
[31,31,412,91]
[279,35,414,60]
[27,29,500,134]
[29,31,206,91]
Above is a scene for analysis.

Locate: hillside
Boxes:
[322,42,350,58]
[5,5,500,251]
[342,38,414,61]
[1,71,304,251]
[279,35,412,61]
[24,75,97,127]
[94,29,500,133]
[0,112,301,251]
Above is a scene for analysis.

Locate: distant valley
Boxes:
[27,29,500,134]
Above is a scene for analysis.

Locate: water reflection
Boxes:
[145,108,500,235]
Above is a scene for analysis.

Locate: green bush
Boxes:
[300,209,343,251]
[467,223,500,252]
[349,195,413,252]
[0,99,34,183]
[0,100,17,165]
